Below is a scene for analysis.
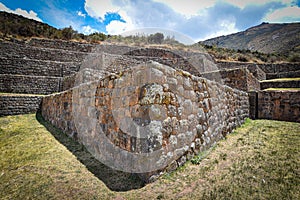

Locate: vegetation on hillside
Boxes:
[0,114,299,199]
[0,11,107,43]
[196,44,294,63]
[201,22,300,62]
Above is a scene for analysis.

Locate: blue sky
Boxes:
[0,0,300,43]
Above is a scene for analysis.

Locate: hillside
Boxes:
[0,11,107,42]
[0,11,60,38]
[201,22,300,55]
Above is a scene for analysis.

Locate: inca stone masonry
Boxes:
[1,38,299,181]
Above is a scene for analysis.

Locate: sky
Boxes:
[0,0,300,43]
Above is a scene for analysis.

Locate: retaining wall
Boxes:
[266,70,300,79]
[201,68,260,91]
[217,62,266,81]
[257,90,300,122]
[41,62,249,181]
[0,74,61,95]
[0,95,42,117]
[260,79,300,90]
[27,38,95,52]
[258,63,300,74]
[0,41,89,62]
[217,61,300,80]
[0,57,80,77]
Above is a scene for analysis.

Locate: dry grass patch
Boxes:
[0,115,299,200]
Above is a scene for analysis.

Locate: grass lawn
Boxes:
[0,114,299,199]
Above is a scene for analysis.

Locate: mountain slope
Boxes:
[201,22,300,55]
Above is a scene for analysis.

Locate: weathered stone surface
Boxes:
[0,95,42,116]
[201,68,260,91]
[5,37,299,182]
[0,74,61,95]
[41,62,249,181]
[257,90,300,122]
[260,79,300,90]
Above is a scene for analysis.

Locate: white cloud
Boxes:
[0,2,42,22]
[200,20,239,40]
[82,25,98,35]
[224,0,294,9]
[264,6,300,22]
[84,0,119,21]
[153,0,216,18]
[77,11,86,18]
[106,10,134,34]
[106,21,128,34]
[83,0,300,42]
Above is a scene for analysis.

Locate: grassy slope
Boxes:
[0,114,299,200]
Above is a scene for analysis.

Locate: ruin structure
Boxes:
[0,38,299,181]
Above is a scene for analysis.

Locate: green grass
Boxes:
[263,88,300,91]
[0,114,299,199]
[260,77,300,82]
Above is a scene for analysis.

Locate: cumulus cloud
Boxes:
[83,0,299,42]
[106,10,134,34]
[224,0,294,9]
[84,0,119,21]
[82,25,98,34]
[153,0,216,18]
[264,6,300,22]
[0,2,42,22]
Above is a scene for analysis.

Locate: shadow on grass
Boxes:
[36,112,145,191]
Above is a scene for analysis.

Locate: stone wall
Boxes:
[41,62,249,181]
[0,74,61,95]
[0,57,80,77]
[27,38,95,52]
[246,64,266,80]
[0,95,42,116]
[217,62,266,81]
[217,61,300,80]
[0,41,89,62]
[258,63,300,74]
[248,91,258,120]
[266,70,300,79]
[260,79,300,90]
[257,90,300,122]
[201,68,260,91]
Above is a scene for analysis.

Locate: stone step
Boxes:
[260,78,300,90]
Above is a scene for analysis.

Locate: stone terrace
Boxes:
[217,61,300,122]
[1,37,299,181]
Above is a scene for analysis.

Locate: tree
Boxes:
[61,26,74,40]
[148,32,164,44]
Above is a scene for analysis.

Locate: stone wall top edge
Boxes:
[0,74,62,79]
[217,61,300,66]
[260,90,300,93]
[0,57,80,64]
[60,61,247,95]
